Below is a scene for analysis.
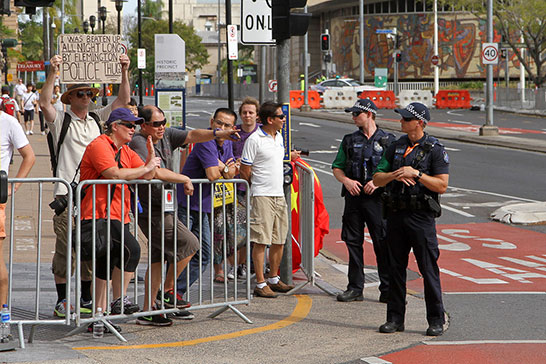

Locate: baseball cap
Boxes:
[395,102,430,123]
[345,98,378,115]
[106,108,144,125]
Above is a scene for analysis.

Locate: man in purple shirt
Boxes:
[176,108,238,295]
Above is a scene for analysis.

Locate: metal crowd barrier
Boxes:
[71,178,251,342]
[4,178,74,349]
[289,162,335,295]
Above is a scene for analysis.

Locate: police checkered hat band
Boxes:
[395,102,430,123]
[344,99,378,115]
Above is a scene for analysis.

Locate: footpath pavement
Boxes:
[1,108,545,363]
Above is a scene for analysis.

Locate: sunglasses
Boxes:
[402,117,416,122]
[351,111,362,117]
[273,114,286,120]
[146,119,167,127]
[75,90,95,98]
[118,121,137,129]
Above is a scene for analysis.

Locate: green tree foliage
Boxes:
[126,19,209,84]
[439,0,546,87]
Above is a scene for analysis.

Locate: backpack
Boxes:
[1,96,17,117]
[47,111,102,177]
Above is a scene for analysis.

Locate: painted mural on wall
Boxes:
[332,13,525,80]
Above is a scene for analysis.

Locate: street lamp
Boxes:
[114,0,126,35]
[89,15,96,34]
[99,6,108,106]
[83,20,89,34]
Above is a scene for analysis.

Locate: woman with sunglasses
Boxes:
[79,108,161,331]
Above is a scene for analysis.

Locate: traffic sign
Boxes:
[7,74,12,82]
[241,0,275,45]
[227,25,238,60]
[268,79,277,93]
[482,43,499,65]
[376,29,394,34]
[431,55,439,66]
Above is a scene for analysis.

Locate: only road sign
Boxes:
[241,0,275,45]
[482,43,499,65]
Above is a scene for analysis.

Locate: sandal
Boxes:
[214,274,226,283]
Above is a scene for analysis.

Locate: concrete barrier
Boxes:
[322,89,357,109]
[398,90,434,108]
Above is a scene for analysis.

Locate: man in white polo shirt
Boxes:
[240,101,294,298]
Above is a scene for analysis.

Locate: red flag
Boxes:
[291,158,330,273]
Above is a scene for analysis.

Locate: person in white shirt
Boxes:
[0,110,35,308]
[240,101,294,298]
[22,83,38,135]
[14,78,27,110]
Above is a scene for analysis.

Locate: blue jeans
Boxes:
[176,206,211,295]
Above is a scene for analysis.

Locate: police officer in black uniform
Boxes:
[332,99,395,303]
[373,102,449,336]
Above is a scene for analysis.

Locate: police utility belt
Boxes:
[381,192,441,217]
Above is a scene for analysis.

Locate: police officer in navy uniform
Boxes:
[332,99,395,303]
[373,102,449,336]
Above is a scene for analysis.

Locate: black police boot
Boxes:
[426,324,444,336]
[379,292,389,304]
[336,289,364,302]
[379,321,405,333]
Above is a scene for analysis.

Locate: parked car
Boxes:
[310,78,385,95]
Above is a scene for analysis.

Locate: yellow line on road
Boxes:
[74,294,312,351]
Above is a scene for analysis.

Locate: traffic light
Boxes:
[395,52,402,62]
[0,0,11,16]
[272,0,312,41]
[14,0,55,15]
[501,49,507,59]
[320,33,330,51]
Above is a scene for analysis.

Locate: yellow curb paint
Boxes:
[74,294,312,351]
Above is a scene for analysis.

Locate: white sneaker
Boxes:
[29,131,34,135]
[226,266,235,280]
[25,131,29,135]
[237,264,247,279]
[41,131,46,135]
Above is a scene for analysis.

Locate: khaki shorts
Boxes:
[249,196,288,246]
[139,212,199,264]
[52,208,93,281]
[0,203,6,238]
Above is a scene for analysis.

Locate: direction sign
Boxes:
[482,42,499,65]
[376,29,394,34]
[241,0,275,45]
[431,55,439,65]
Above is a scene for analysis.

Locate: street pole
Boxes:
[359,0,364,83]
[505,50,509,88]
[169,0,173,33]
[61,0,65,34]
[259,46,266,104]
[520,33,525,103]
[433,0,439,96]
[225,0,234,110]
[301,5,310,111]
[277,38,292,284]
[480,0,498,135]
[217,0,221,98]
[138,0,143,107]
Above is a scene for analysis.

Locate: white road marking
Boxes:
[441,204,475,217]
[448,187,540,203]
[447,120,472,125]
[303,158,333,166]
[424,339,546,345]
[307,150,338,154]
[447,200,522,207]
[299,122,320,128]
[444,147,461,151]
[447,110,464,116]
[360,357,392,364]
[335,139,343,142]
[186,113,200,117]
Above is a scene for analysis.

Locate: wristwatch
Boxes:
[416,170,423,180]
[223,165,229,174]
[213,128,221,139]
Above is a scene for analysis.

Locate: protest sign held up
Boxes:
[58,34,125,84]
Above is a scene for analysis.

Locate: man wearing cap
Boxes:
[373,102,449,337]
[331,99,394,303]
[39,54,132,318]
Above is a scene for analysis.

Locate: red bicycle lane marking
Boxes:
[381,342,546,364]
[322,223,546,293]
[380,117,546,135]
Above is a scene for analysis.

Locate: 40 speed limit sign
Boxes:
[482,43,499,65]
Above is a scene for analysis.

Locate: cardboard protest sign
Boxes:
[58,34,126,84]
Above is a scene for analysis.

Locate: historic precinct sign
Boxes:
[58,34,125,84]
